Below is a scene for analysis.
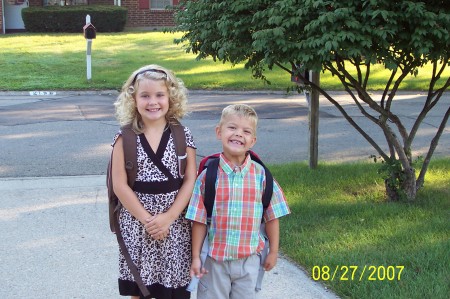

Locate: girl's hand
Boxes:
[151,228,169,240]
[144,213,173,238]
[263,251,278,271]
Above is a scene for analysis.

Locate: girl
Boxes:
[112,64,197,299]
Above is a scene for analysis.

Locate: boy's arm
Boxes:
[191,221,208,278]
[263,218,279,271]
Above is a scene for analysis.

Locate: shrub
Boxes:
[22,5,128,33]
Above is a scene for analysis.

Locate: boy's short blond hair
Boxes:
[219,104,258,135]
[114,64,188,133]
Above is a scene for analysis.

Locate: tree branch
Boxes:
[381,68,397,109]
[406,64,450,149]
[363,63,370,90]
[335,56,388,117]
[384,68,410,143]
[324,63,376,121]
[278,61,292,74]
[307,77,389,161]
[416,106,450,189]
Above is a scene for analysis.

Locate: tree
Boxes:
[172,0,450,201]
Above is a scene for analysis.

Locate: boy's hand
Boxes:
[263,251,278,271]
[191,257,208,278]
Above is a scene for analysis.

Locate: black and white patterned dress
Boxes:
[112,125,196,297]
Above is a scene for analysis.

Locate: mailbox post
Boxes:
[83,15,96,81]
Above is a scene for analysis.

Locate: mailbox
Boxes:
[291,65,310,85]
[83,23,96,39]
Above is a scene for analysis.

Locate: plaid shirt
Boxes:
[186,153,290,261]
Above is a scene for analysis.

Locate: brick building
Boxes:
[1,0,180,34]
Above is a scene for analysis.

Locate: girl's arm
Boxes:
[263,218,280,271]
[112,136,152,225]
[145,147,197,238]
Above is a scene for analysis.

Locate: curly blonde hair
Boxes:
[114,64,188,133]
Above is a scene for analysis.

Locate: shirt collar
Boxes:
[219,153,251,175]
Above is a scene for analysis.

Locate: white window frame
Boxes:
[150,0,173,10]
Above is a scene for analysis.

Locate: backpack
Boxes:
[106,121,187,298]
[198,151,273,292]
[198,150,273,219]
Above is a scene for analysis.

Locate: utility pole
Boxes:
[292,67,320,169]
[308,71,320,169]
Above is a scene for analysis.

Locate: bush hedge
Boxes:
[22,5,128,33]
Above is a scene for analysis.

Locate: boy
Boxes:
[186,104,290,299]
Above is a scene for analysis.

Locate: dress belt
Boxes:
[133,180,182,194]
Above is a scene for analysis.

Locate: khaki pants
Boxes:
[197,254,260,299]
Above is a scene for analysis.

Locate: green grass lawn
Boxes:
[0,31,448,91]
[273,158,450,299]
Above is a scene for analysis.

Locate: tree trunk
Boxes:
[384,165,416,201]
[385,179,400,201]
[402,167,417,201]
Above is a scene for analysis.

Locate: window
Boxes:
[151,0,172,10]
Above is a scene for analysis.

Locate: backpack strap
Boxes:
[109,125,138,229]
[204,157,220,219]
[248,151,273,212]
[114,213,151,298]
[115,125,151,299]
[121,125,138,188]
[198,152,220,175]
[169,121,187,178]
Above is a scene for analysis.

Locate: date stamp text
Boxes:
[312,265,405,281]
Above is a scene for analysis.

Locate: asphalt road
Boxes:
[1,90,448,178]
[0,90,314,177]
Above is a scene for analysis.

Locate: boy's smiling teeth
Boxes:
[230,140,243,145]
